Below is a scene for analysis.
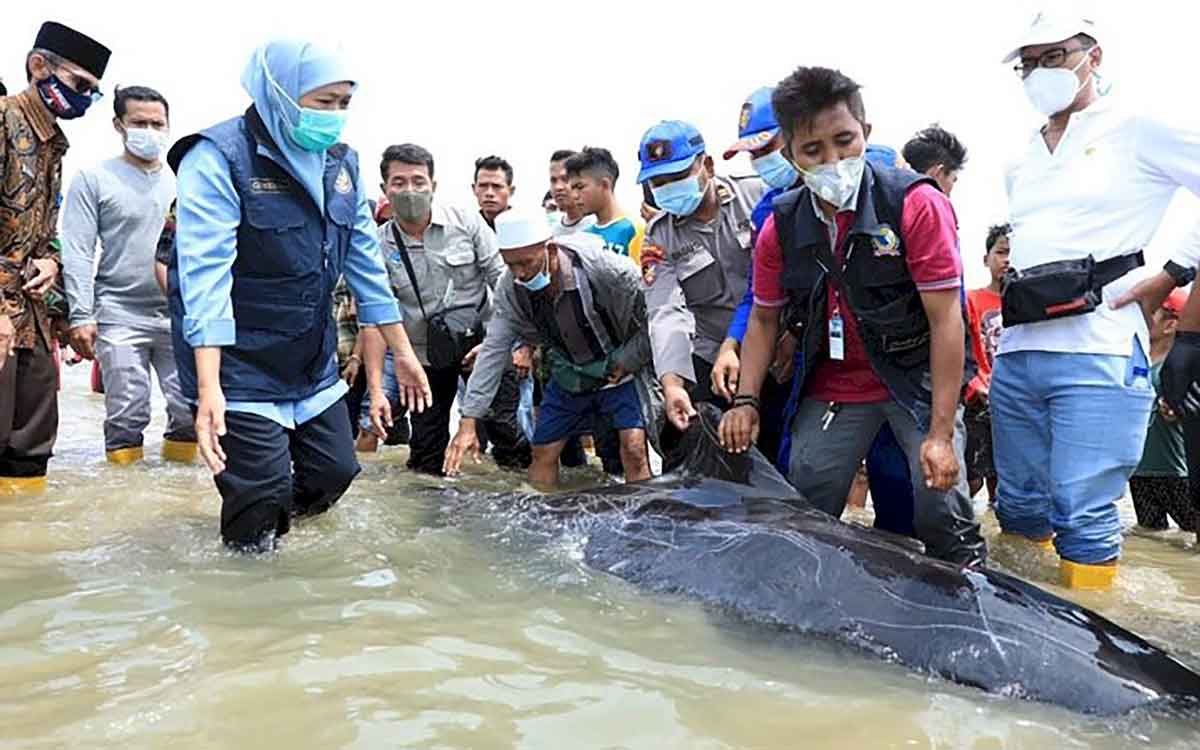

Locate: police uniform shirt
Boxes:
[641,174,764,383]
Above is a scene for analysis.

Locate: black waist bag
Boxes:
[1000,250,1144,328]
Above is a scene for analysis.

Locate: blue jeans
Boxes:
[991,341,1154,564]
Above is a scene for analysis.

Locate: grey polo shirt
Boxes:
[377,202,505,366]
[642,174,765,383]
[61,156,176,330]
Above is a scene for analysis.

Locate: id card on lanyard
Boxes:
[827,219,853,362]
[829,312,845,361]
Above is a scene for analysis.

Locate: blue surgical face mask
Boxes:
[262,52,349,153]
[516,248,551,292]
[752,149,799,190]
[651,174,706,217]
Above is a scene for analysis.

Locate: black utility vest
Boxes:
[773,162,973,429]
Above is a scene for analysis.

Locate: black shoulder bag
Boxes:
[391,225,487,370]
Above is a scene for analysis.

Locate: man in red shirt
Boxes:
[719,66,984,566]
[963,224,1010,501]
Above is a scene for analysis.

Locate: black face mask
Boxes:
[36,74,95,120]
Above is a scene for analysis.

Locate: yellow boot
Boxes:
[161,440,198,463]
[0,475,47,496]
[1060,559,1118,591]
[999,532,1056,553]
[106,446,144,465]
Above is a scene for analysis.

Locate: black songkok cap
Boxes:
[33,22,111,79]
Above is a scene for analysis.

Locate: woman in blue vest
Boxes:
[167,40,431,551]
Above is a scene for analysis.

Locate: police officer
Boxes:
[712,87,801,467]
[167,39,431,551]
[636,121,764,435]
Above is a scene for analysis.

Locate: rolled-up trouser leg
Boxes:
[149,325,196,442]
[1045,346,1153,564]
[213,410,293,550]
[95,324,153,452]
[0,341,59,477]
[991,351,1054,541]
[883,402,986,566]
[290,399,360,519]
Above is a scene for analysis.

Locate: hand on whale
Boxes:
[532,404,1200,717]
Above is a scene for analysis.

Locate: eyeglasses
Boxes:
[1013,45,1093,79]
[55,66,103,101]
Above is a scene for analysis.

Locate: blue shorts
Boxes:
[533,380,644,446]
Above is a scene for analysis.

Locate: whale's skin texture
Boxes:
[492,407,1200,717]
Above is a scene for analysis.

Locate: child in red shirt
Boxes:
[963,224,1010,500]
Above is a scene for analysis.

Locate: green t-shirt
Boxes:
[1135,362,1188,477]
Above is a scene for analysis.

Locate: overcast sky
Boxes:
[3,0,1197,287]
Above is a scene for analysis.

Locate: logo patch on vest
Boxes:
[871,225,901,257]
[249,177,292,194]
[641,244,664,287]
[334,167,353,195]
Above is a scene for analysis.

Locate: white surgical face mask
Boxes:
[1023,53,1093,117]
[800,154,866,210]
[124,127,170,161]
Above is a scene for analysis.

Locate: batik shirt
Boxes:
[0,90,68,349]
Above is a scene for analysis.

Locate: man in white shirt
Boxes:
[993,11,1200,590]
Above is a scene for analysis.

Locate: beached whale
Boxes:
[484,406,1200,717]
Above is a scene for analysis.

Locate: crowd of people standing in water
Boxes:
[3,10,1200,591]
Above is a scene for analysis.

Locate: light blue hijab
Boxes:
[240,39,356,212]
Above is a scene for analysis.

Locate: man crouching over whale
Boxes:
[443,209,653,487]
[719,66,985,567]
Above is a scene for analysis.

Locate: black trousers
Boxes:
[1129,475,1196,532]
[342,366,367,438]
[408,364,462,475]
[475,366,531,470]
[1183,416,1200,522]
[0,341,59,477]
[214,399,359,551]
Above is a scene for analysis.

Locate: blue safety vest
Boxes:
[166,107,357,402]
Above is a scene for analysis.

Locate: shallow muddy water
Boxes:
[2,365,1199,749]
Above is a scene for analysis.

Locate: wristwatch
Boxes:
[1164,261,1196,287]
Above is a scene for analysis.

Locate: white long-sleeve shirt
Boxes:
[1000,96,1200,358]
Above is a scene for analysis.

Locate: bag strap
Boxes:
[1094,250,1145,287]
[391,223,429,321]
